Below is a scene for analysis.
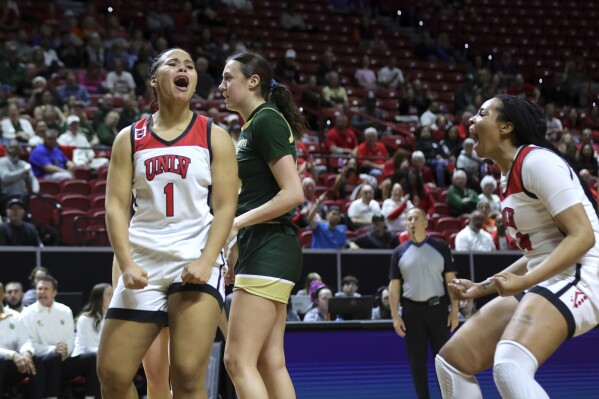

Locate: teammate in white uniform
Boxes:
[97,48,238,399]
[434,94,599,399]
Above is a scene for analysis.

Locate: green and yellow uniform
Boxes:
[234,103,302,303]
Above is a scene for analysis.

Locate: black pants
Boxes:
[32,352,100,398]
[402,297,450,399]
[0,358,27,398]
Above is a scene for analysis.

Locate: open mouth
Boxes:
[174,76,189,88]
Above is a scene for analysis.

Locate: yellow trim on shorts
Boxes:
[234,274,295,304]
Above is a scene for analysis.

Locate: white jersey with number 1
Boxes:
[128,112,218,262]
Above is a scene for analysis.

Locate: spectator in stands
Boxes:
[296,272,323,296]
[545,102,563,141]
[115,95,139,131]
[13,62,38,100]
[32,89,66,126]
[72,283,112,388]
[372,286,391,320]
[39,34,64,71]
[0,282,38,398]
[0,139,38,210]
[0,198,41,247]
[97,111,121,147]
[576,143,598,176]
[456,138,484,189]
[476,200,496,234]
[21,275,101,399]
[492,215,518,251]
[56,71,91,107]
[293,178,327,228]
[446,169,478,217]
[439,125,463,168]
[356,127,389,176]
[410,150,436,188]
[354,55,377,90]
[335,275,361,297]
[458,299,476,322]
[58,115,108,171]
[316,50,339,86]
[30,46,49,80]
[377,55,404,90]
[303,284,333,322]
[454,210,495,251]
[492,51,518,86]
[104,58,136,97]
[382,183,413,234]
[507,73,540,103]
[454,74,476,116]
[435,32,460,63]
[4,281,24,312]
[22,267,48,308]
[27,119,48,148]
[416,126,447,187]
[325,113,358,155]
[321,71,349,108]
[280,2,307,31]
[580,169,598,202]
[332,158,363,199]
[414,31,437,61]
[27,76,55,113]
[1,103,34,144]
[0,44,24,89]
[80,61,106,94]
[308,203,348,249]
[347,183,381,228]
[28,128,74,181]
[349,214,399,249]
[455,111,473,141]
[274,49,301,84]
[420,100,441,127]
[68,101,96,143]
[194,56,216,100]
[92,93,115,130]
[403,167,436,216]
[478,175,501,216]
[104,38,132,73]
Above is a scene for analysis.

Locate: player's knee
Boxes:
[257,350,285,376]
[170,365,204,395]
[97,361,131,392]
[438,344,479,376]
[493,340,538,390]
[223,349,241,377]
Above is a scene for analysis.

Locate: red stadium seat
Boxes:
[59,179,91,195]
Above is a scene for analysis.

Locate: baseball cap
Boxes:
[66,115,80,125]
[285,48,296,59]
[328,205,341,213]
[372,214,385,222]
[6,197,24,209]
[32,76,47,86]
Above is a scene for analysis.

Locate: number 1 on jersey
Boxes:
[164,182,174,217]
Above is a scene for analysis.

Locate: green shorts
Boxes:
[235,223,302,303]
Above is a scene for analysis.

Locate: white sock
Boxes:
[435,354,482,399]
[493,340,549,399]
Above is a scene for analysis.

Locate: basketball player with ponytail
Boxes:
[219,51,306,399]
[435,95,599,399]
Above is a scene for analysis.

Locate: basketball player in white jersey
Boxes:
[435,95,599,398]
[97,48,238,399]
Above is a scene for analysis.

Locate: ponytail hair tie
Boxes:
[269,79,279,92]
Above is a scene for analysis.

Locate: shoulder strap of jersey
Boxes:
[245,106,294,143]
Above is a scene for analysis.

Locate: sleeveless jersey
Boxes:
[128,113,219,261]
[235,103,297,228]
[500,145,599,271]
